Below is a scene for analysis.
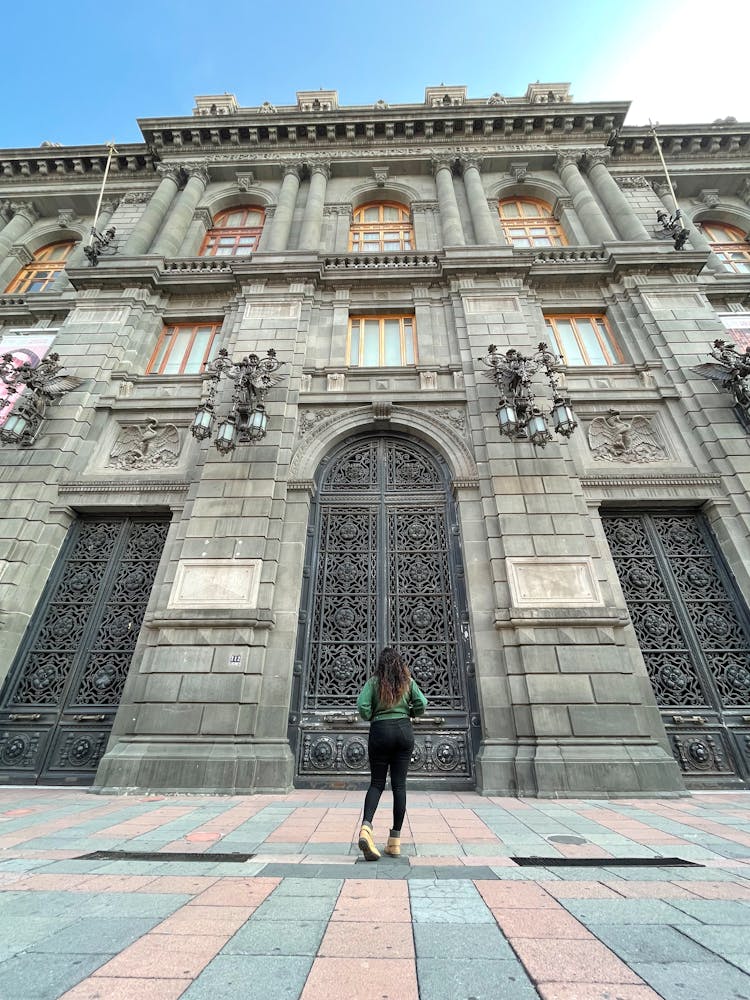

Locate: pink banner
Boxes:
[0,333,57,427]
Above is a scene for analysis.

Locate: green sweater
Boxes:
[357,676,428,722]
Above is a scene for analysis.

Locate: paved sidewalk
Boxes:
[0,788,749,999]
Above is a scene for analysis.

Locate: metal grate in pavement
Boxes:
[512,856,703,867]
[76,850,255,862]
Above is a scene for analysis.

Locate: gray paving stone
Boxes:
[413,922,516,960]
[633,960,750,1000]
[409,880,495,923]
[87,891,191,918]
[563,899,699,925]
[679,924,750,958]
[26,916,159,954]
[417,958,538,1000]
[221,918,327,955]
[588,922,719,963]
[251,895,336,921]
[668,900,750,925]
[180,955,313,1000]
[0,951,111,999]
[0,891,82,918]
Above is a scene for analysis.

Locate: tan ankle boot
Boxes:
[384,833,401,857]
[358,823,380,861]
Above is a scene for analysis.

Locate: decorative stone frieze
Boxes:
[106,418,181,471]
[587,410,667,463]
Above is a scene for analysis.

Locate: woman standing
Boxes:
[356,647,428,861]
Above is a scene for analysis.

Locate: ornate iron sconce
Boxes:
[691,339,750,430]
[84,141,118,266]
[190,348,286,455]
[0,352,83,446]
[478,342,578,447]
[649,124,690,250]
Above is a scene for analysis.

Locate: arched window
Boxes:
[699,221,750,274]
[498,196,566,248]
[199,206,265,256]
[349,202,414,252]
[6,240,76,293]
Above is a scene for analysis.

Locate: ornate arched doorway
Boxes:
[289,432,480,788]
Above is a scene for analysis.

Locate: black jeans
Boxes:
[363,718,415,832]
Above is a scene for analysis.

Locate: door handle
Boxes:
[415,716,445,726]
[671,715,707,726]
[322,713,359,725]
[8,713,41,722]
[72,714,107,723]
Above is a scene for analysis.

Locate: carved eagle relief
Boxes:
[108,418,180,471]
[588,411,667,464]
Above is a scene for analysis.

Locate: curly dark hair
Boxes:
[375,647,411,708]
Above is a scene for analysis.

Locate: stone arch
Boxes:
[690,204,750,234]
[289,403,479,485]
[490,176,568,205]
[200,182,274,220]
[22,224,86,257]
[347,180,421,211]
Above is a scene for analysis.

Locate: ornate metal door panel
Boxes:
[0,516,169,785]
[602,512,750,786]
[290,435,479,787]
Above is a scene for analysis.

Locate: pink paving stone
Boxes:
[300,957,418,1000]
[318,921,415,958]
[674,880,750,900]
[537,984,664,1000]
[511,939,642,985]
[539,882,622,900]
[474,881,558,909]
[10,873,91,891]
[93,934,227,980]
[139,876,219,895]
[607,881,700,899]
[60,977,188,1000]
[554,845,614,858]
[154,905,254,937]
[189,877,279,907]
[493,907,593,939]
[409,856,461,866]
[72,875,160,893]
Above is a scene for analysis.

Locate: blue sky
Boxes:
[4,0,749,149]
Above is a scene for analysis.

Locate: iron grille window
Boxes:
[545,314,623,366]
[147,322,221,375]
[348,315,417,367]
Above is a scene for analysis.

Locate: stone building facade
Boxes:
[0,83,749,797]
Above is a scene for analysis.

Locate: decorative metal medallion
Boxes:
[603,512,750,785]
[291,435,479,787]
[0,516,170,785]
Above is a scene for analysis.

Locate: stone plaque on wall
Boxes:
[168,559,262,609]
[506,557,603,607]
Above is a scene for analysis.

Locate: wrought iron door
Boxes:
[602,512,750,786]
[0,516,169,785]
[290,435,480,787]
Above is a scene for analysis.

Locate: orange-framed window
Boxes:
[348,315,417,366]
[498,197,566,248]
[545,314,623,366]
[719,313,750,352]
[699,221,750,274]
[349,202,414,252]
[6,241,76,293]
[199,206,265,257]
[147,322,221,375]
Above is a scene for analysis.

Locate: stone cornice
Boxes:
[612,123,750,162]
[0,144,154,182]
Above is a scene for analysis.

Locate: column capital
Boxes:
[651,179,672,199]
[739,178,750,206]
[582,148,612,172]
[9,201,38,224]
[280,161,303,179]
[308,160,331,179]
[554,151,581,173]
[155,163,183,184]
[182,162,210,186]
[99,199,119,216]
[8,245,33,266]
[411,200,440,213]
[459,155,484,173]
[616,176,650,190]
[431,156,456,176]
[0,200,12,225]
[323,202,352,217]
[192,207,213,229]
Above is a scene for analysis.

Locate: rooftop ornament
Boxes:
[0,352,83,446]
[478,342,578,447]
[83,141,118,265]
[691,339,750,430]
[190,348,287,456]
[649,123,690,250]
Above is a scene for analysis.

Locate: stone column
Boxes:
[555,153,616,244]
[152,164,210,258]
[122,165,182,256]
[0,201,38,260]
[298,162,329,251]
[432,158,465,246]
[583,150,650,240]
[267,163,302,252]
[460,157,498,244]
